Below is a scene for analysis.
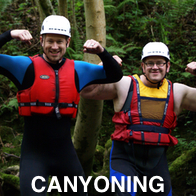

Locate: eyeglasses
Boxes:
[144,62,167,68]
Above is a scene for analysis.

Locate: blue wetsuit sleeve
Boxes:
[0,54,32,85]
[75,49,123,92]
[0,30,33,87]
[75,61,106,91]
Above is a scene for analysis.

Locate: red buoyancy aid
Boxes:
[111,74,178,146]
[17,55,80,118]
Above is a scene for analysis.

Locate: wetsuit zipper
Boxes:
[55,70,61,119]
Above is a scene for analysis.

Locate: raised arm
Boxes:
[80,83,117,100]
[185,61,196,76]
[10,29,32,45]
[174,62,196,115]
[0,29,33,49]
[83,39,104,54]
[0,30,33,89]
[80,55,123,100]
[81,76,132,112]
[83,39,123,83]
[0,30,12,48]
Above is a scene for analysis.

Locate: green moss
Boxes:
[92,140,111,179]
[93,145,105,172]
[169,147,196,174]
[169,147,196,196]
[96,145,105,152]
[105,138,112,150]
[0,172,20,190]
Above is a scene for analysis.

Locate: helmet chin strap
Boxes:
[144,74,166,89]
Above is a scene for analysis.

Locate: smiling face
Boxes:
[40,34,70,64]
[141,56,170,86]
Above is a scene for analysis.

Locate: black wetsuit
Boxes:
[110,141,172,196]
[0,30,123,196]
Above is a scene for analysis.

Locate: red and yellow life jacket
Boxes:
[17,55,80,118]
[111,74,178,146]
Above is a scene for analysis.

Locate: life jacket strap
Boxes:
[127,124,169,134]
[128,124,169,145]
[18,101,78,108]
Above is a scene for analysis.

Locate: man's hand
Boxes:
[112,55,122,67]
[185,62,196,76]
[83,39,104,54]
[10,30,33,45]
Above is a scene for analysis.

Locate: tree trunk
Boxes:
[69,0,80,51]
[73,0,106,178]
[58,0,68,17]
[34,0,56,23]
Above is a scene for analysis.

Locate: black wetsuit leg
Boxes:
[19,116,87,196]
[110,141,172,196]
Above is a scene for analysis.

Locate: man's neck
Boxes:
[140,75,160,88]
[41,54,65,70]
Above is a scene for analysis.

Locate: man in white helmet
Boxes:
[141,42,171,89]
[40,15,72,64]
[0,15,123,196]
[81,42,196,196]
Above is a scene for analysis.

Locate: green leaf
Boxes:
[180,72,192,78]
[8,98,18,110]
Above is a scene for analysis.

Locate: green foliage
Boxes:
[67,0,85,57]
[0,74,18,116]
[0,0,13,13]
[174,137,196,155]
[170,111,196,161]
[0,126,22,173]
[1,0,196,194]
[186,175,196,186]
[0,98,18,115]
[1,134,22,157]
[65,47,83,60]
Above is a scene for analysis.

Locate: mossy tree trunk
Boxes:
[58,0,68,17]
[73,0,106,178]
[169,147,196,195]
[34,0,56,23]
[69,0,81,52]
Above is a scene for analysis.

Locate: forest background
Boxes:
[0,0,196,196]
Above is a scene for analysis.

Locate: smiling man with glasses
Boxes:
[81,41,196,196]
[141,42,171,89]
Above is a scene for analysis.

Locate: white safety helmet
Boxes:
[40,15,71,37]
[141,42,170,60]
